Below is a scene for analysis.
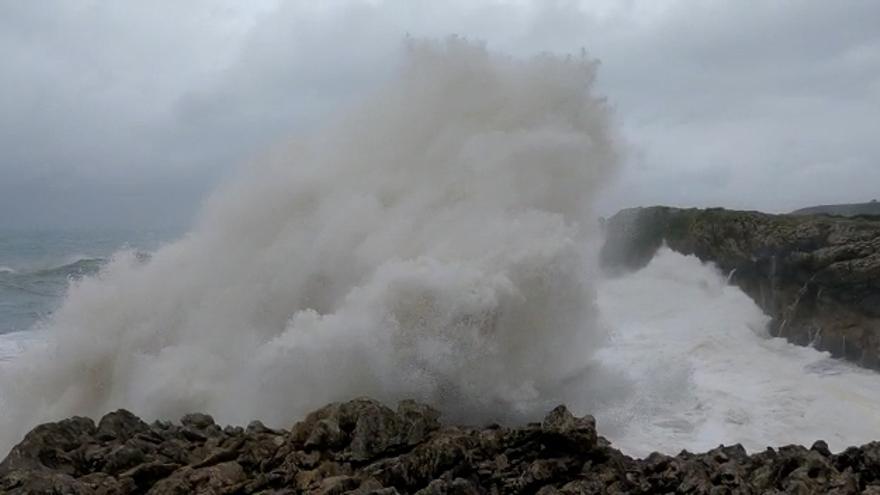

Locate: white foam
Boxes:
[0,331,42,362]
[589,248,880,456]
[0,39,619,451]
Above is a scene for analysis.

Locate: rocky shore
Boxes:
[3,398,880,494]
[601,206,880,368]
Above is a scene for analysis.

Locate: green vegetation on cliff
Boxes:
[792,200,880,218]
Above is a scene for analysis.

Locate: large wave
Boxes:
[0,38,619,450]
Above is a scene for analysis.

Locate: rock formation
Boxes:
[5,398,880,494]
[791,200,880,218]
[601,206,880,368]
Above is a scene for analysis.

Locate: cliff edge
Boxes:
[601,206,880,368]
[791,200,880,218]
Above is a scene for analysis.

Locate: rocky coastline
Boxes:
[601,206,880,369]
[4,398,880,494]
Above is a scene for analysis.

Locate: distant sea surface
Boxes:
[0,229,174,341]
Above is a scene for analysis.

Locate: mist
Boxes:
[0,39,619,450]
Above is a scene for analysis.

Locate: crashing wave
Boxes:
[0,38,620,451]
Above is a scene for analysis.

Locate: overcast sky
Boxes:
[1,0,878,229]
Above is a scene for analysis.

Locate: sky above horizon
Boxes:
[2,0,878,229]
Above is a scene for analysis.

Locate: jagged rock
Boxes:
[147,461,246,494]
[0,416,96,475]
[291,398,441,462]
[120,461,181,489]
[602,206,880,369]
[541,405,597,454]
[792,201,880,218]
[181,413,215,430]
[4,398,880,493]
[96,409,150,442]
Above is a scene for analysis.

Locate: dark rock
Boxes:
[102,443,147,474]
[791,201,880,218]
[0,416,96,476]
[245,420,272,434]
[317,474,360,495]
[415,477,481,494]
[291,397,442,462]
[541,405,597,454]
[3,398,880,494]
[397,400,442,447]
[812,440,832,457]
[96,409,150,442]
[180,413,215,430]
[120,461,181,490]
[147,461,245,494]
[180,427,207,443]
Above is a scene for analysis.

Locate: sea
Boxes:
[0,228,173,359]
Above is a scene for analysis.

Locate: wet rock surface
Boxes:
[4,398,880,494]
[601,206,880,369]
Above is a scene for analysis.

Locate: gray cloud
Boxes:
[1,0,878,228]
[0,0,272,228]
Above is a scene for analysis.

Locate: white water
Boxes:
[3,39,880,457]
[0,39,618,450]
[585,248,880,456]
[0,332,34,362]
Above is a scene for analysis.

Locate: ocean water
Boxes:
[1,39,879,456]
[0,229,171,355]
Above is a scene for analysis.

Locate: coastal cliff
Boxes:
[791,201,880,218]
[4,398,880,494]
[601,206,880,368]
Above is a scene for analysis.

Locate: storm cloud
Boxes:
[1,0,878,228]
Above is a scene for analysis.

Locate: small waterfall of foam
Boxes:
[809,326,823,349]
[725,268,737,285]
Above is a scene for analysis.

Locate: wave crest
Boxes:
[0,38,620,450]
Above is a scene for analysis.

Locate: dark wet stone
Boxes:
[2,398,878,494]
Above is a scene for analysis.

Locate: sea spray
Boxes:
[0,38,620,451]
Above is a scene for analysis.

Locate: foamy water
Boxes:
[585,248,880,456]
[0,332,30,362]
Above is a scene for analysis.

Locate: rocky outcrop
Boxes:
[601,206,880,367]
[5,398,880,494]
[792,200,880,218]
